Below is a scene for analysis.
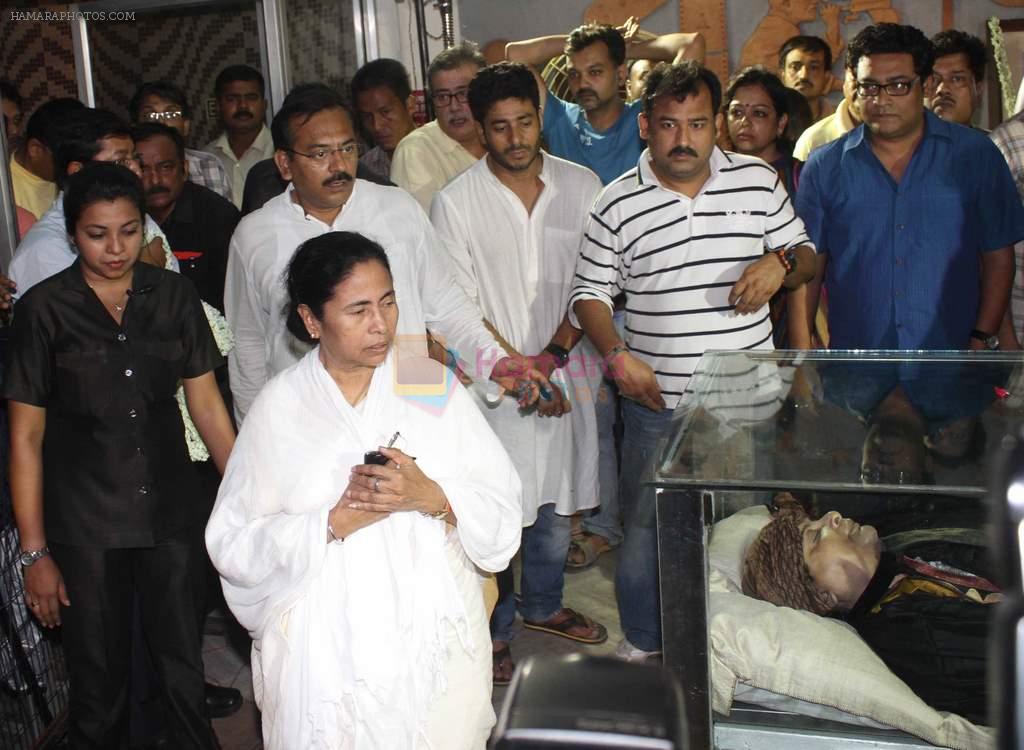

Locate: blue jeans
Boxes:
[581,378,623,546]
[490,502,571,642]
[615,399,676,652]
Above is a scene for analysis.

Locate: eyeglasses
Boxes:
[726,104,776,122]
[855,77,917,98]
[94,155,141,168]
[284,144,358,164]
[431,88,469,107]
[145,110,183,122]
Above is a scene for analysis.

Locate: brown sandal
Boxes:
[522,607,608,644]
[492,643,515,686]
[566,532,615,570]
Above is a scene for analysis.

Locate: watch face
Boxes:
[19,551,33,566]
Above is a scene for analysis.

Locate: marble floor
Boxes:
[204,548,624,749]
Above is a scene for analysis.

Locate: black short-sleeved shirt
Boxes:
[160,180,240,313]
[3,260,224,548]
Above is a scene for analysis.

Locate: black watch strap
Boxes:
[970,329,1000,350]
[543,343,570,369]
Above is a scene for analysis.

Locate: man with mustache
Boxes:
[778,35,835,124]
[796,23,1024,353]
[390,42,487,211]
[135,123,239,312]
[226,84,551,423]
[431,62,607,684]
[925,29,986,129]
[569,61,815,661]
[506,19,703,186]
[130,80,233,203]
[203,65,274,209]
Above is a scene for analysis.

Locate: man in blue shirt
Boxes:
[506,19,704,186]
[796,23,1024,351]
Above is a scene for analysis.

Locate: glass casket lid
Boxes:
[654,349,1024,496]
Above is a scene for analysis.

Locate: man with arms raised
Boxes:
[570,61,815,660]
[506,19,704,185]
[226,84,547,423]
[391,43,486,210]
[506,20,703,569]
[796,24,1024,353]
[431,62,606,683]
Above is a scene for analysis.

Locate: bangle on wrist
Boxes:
[423,499,451,521]
[327,522,342,543]
[772,248,795,275]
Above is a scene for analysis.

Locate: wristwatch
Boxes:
[543,343,570,369]
[19,547,49,568]
[970,329,1000,350]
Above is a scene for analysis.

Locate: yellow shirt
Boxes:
[390,121,480,211]
[793,98,858,162]
[10,154,56,219]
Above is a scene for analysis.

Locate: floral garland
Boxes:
[148,225,235,462]
[990,17,1015,122]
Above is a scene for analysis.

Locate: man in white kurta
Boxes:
[224,86,512,423]
[430,62,607,666]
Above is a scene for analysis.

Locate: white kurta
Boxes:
[430,153,602,524]
[224,181,504,421]
[205,351,522,749]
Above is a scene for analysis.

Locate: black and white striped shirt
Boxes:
[569,148,813,408]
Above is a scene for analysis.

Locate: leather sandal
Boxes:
[492,643,515,686]
[522,607,608,644]
[566,532,615,570]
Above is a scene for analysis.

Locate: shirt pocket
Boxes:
[54,350,112,416]
[137,340,185,400]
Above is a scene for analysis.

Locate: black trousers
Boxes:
[50,526,216,750]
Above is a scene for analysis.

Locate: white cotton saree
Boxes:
[206,350,522,749]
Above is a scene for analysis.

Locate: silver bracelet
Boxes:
[327,522,343,543]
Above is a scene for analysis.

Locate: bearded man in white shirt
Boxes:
[225,83,549,423]
[431,62,608,683]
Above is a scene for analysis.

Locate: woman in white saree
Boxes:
[206,231,523,749]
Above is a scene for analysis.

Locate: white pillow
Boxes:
[707,510,994,750]
[708,504,770,592]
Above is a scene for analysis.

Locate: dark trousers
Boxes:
[51,527,216,750]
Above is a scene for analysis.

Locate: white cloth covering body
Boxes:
[206,350,522,749]
[224,180,504,422]
[431,153,603,524]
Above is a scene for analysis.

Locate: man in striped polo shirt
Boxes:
[570,60,815,660]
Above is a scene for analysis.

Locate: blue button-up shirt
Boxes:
[796,111,1024,350]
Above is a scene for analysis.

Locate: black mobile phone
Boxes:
[364,450,389,466]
